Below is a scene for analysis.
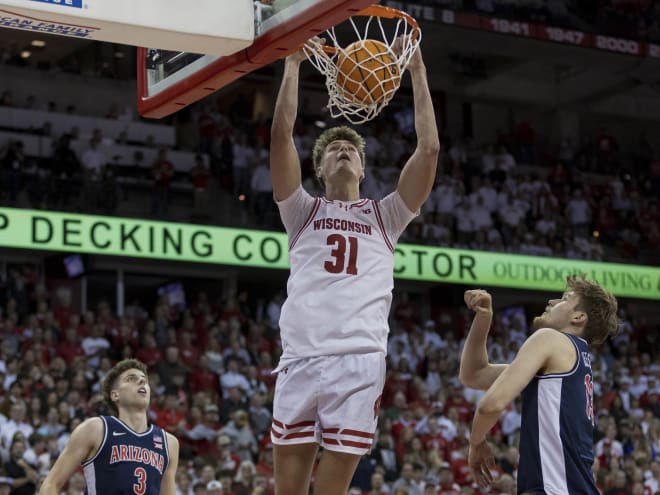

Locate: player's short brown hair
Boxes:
[567,275,619,345]
[312,126,366,181]
[102,359,148,416]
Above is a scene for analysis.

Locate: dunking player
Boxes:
[39,359,179,495]
[459,276,618,494]
[269,37,439,495]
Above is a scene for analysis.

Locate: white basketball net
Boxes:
[303,6,421,125]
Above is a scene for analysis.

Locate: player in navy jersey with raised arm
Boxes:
[459,276,618,495]
[39,359,179,495]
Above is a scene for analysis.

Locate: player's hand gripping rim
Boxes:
[392,35,423,72]
[296,36,327,62]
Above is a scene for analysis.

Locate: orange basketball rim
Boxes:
[303,4,421,124]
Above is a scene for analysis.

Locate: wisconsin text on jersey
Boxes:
[109,445,166,474]
[313,218,373,235]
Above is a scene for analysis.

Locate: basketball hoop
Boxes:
[303,5,421,125]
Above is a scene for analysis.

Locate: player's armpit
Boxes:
[476,328,559,415]
[160,433,180,495]
[38,418,103,495]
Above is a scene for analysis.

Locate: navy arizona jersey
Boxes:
[83,416,170,495]
[518,333,598,495]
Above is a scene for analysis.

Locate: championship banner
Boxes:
[0,208,658,300]
[382,1,660,59]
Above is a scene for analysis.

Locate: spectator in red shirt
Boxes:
[179,331,200,369]
[52,305,74,334]
[54,327,85,365]
[256,351,277,390]
[443,386,473,423]
[409,384,433,416]
[255,442,274,478]
[450,455,472,487]
[108,320,139,350]
[216,434,242,476]
[392,407,417,445]
[189,356,220,395]
[154,391,185,431]
[421,416,449,458]
[394,426,416,465]
[135,334,162,367]
[437,466,461,495]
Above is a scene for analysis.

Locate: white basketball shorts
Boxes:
[271,352,386,456]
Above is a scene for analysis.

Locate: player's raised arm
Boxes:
[270,44,311,201]
[468,328,557,487]
[396,42,440,212]
[38,418,103,495]
[159,432,180,495]
[459,290,508,390]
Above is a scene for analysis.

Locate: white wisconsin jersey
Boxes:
[276,186,416,364]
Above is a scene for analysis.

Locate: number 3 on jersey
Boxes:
[134,467,147,495]
[324,234,358,275]
[584,374,594,426]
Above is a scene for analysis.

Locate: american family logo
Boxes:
[30,0,83,8]
[0,13,97,37]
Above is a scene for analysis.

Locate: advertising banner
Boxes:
[1,208,658,300]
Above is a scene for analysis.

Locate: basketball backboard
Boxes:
[0,0,254,56]
[137,0,376,119]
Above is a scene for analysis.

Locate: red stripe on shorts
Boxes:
[341,440,372,449]
[284,431,316,440]
[341,429,375,439]
[272,418,284,429]
[286,420,316,429]
[271,430,283,438]
[322,437,340,445]
[322,428,340,434]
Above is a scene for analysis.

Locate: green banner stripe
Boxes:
[0,208,658,300]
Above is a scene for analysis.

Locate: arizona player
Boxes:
[39,359,179,495]
[459,277,618,494]
[269,36,439,495]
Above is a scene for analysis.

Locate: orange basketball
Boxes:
[336,39,401,105]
